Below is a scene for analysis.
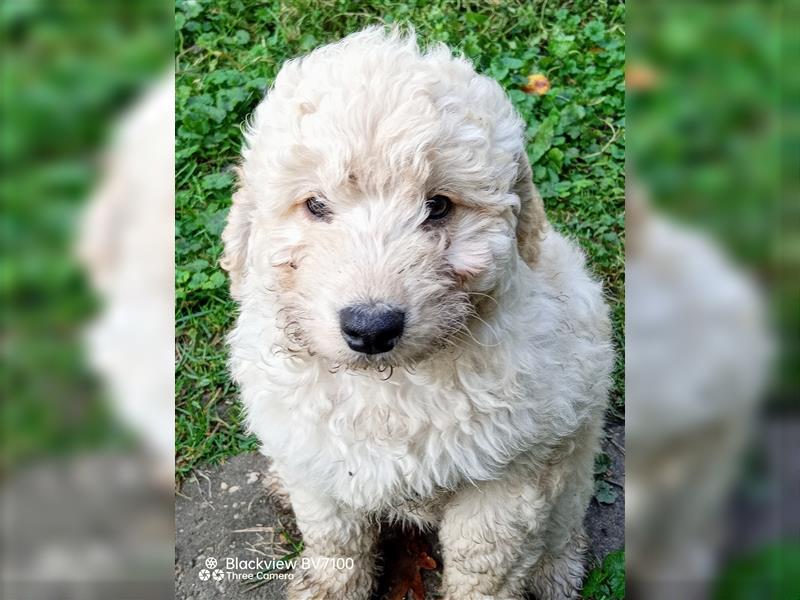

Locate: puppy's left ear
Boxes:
[220,170,254,300]
[513,150,548,267]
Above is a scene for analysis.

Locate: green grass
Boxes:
[175,0,625,480]
[583,550,625,600]
[714,542,800,600]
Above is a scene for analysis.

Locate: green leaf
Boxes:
[205,271,226,289]
[489,65,509,81]
[594,480,618,505]
[189,271,208,289]
[183,259,210,272]
[201,171,234,191]
[549,32,576,58]
[501,56,524,69]
[584,550,625,600]
[585,19,607,43]
[594,452,611,475]
[247,77,267,91]
[465,12,487,26]
[180,0,202,19]
[546,147,564,170]
[508,89,529,104]
[529,115,559,164]
[203,208,229,236]
[204,105,227,123]
[299,33,317,51]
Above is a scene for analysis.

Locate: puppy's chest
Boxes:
[290,381,500,509]
[311,403,456,505]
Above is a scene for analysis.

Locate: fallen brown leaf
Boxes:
[625,63,661,91]
[522,73,551,96]
[384,533,438,600]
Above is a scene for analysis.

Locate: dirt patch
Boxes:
[175,423,625,599]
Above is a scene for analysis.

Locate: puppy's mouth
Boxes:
[333,293,476,371]
[336,333,461,374]
[276,294,474,371]
[338,351,403,374]
[335,326,466,374]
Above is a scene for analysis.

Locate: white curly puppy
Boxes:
[223,28,613,600]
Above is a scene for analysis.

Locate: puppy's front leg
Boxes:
[287,485,377,600]
[439,474,551,600]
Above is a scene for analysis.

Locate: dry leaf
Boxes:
[522,73,551,95]
[625,63,660,90]
[384,534,438,600]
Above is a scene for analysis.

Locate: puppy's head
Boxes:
[223,28,546,369]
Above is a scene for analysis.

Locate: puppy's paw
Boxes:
[261,461,294,515]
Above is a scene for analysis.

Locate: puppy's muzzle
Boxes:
[339,303,405,355]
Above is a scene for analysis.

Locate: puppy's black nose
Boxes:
[339,304,405,354]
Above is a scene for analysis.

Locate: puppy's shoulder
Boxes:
[527,227,611,338]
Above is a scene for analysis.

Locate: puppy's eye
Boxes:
[425,195,452,221]
[305,196,331,220]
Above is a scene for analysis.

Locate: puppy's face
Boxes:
[227,30,540,369]
[265,176,512,370]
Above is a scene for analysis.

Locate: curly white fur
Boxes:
[223,28,613,599]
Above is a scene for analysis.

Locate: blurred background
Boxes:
[1,1,173,598]
[626,1,798,599]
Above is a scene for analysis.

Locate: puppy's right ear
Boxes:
[513,150,548,267]
[221,175,254,300]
